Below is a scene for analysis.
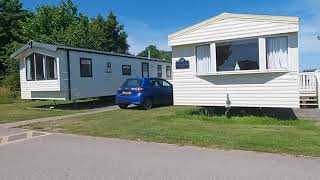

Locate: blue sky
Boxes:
[22,0,319,70]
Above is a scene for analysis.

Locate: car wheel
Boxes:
[119,104,128,109]
[142,98,153,110]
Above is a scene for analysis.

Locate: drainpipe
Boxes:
[67,50,72,100]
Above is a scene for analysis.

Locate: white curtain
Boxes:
[266,37,289,70]
[26,58,32,80]
[43,56,46,79]
[53,59,57,79]
[196,45,211,74]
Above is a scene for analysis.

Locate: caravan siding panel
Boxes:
[172,43,299,108]
[169,18,299,46]
[68,51,171,99]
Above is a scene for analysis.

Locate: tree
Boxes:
[138,45,172,60]
[21,0,78,44]
[104,12,129,54]
[0,0,31,77]
[60,13,94,49]
[21,4,129,54]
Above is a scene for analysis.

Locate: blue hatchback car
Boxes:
[116,78,173,110]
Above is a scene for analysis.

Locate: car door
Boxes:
[148,79,162,104]
[157,79,173,104]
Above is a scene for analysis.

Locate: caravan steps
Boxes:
[299,71,319,109]
[299,96,318,108]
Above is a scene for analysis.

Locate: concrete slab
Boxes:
[0,133,319,180]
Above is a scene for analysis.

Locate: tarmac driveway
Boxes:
[0,129,319,180]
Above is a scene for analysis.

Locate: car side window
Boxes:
[158,79,172,88]
[149,79,160,87]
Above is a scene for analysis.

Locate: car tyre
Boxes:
[142,98,153,110]
[119,104,128,109]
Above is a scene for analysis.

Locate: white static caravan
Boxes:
[10,41,172,100]
[168,13,299,108]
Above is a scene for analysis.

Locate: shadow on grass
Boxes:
[36,98,116,110]
[125,104,174,111]
[190,106,298,121]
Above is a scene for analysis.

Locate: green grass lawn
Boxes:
[23,106,320,157]
[0,100,87,124]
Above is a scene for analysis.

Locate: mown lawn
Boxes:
[23,106,320,157]
[0,100,87,124]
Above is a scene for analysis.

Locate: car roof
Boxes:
[127,77,163,80]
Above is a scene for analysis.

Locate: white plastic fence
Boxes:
[299,72,317,92]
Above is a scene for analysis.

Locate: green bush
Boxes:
[2,73,20,91]
[0,87,17,104]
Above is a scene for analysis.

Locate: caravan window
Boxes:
[26,54,35,81]
[46,56,57,79]
[35,53,45,80]
[25,53,57,81]
[142,62,149,77]
[157,65,162,77]
[216,39,259,72]
[166,66,171,78]
[266,36,289,70]
[196,44,211,74]
[122,65,131,75]
[80,58,92,77]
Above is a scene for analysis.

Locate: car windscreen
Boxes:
[122,79,142,87]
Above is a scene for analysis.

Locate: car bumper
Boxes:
[115,94,143,105]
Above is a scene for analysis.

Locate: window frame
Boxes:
[195,44,212,74]
[215,38,260,73]
[157,65,162,78]
[80,58,93,78]
[25,52,58,81]
[157,79,172,88]
[122,65,132,76]
[46,55,58,80]
[265,36,290,71]
[141,62,149,77]
[166,66,172,78]
[25,53,35,81]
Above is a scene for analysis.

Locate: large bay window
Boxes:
[216,39,259,72]
[26,53,57,81]
[266,36,289,70]
[194,36,290,75]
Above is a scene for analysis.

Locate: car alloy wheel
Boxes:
[142,98,152,110]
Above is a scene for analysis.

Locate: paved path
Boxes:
[0,105,119,128]
[0,133,319,180]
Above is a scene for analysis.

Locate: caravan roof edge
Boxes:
[11,40,171,63]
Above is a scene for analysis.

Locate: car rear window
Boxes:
[123,79,142,87]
